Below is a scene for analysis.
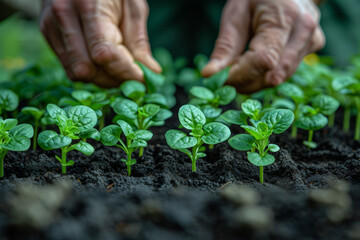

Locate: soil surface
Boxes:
[0,90,359,240]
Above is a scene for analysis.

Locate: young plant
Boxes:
[21,107,44,150]
[100,120,153,176]
[295,94,339,148]
[188,68,236,122]
[165,105,231,172]
[227,104,294,184]
[0,118,34,178]
[0,89,19,118]
[38,104,99,174]
[59,90,110,129]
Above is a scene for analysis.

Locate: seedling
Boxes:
[0,89,19,118]
[38,104,99,174]
[165,105,231,172]
[21,106,44,150]
[189,67,236,122]
[100,120,153,176]
[295,94,339,148]
[59,90,110,129]
[227,100,294,183]
[0,118,33,178]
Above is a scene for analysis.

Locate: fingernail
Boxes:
[202,59,221,77]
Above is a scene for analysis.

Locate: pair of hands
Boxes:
[40,0,325,93]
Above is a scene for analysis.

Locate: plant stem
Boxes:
[328,114,335,128]
[127,152,132,176]
[61,147,67,174]
[33,121,38,151]
[355,111,360,141]
[99,114,105,130]
[259,166,264,184]
[139,147,144,157]
[308,130,314,143]
[291,124,297,138]
[343,106,351,133]
[191,139,203,172]
[0,150,8,178]
[209,144,214,150]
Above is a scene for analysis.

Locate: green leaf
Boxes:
[65,160,75,166]
[189,86,215,100]
[100,125,121,146]
[9,124,34,138]
[126,159,137,166]
[197,152,206,158]
[241,125,265,140]
[220,110,248,125]
[247,152,275,166]
[117,120,134,137]
[277,82,304,102]
[228,134,256,151]
[68,105,98,131]
[140,104,160,118]
[73,141,94,156]
[203,67,230,91]
[144,93,169,108]
[72,90,92,102]
[165,130,197,149]
[0,89,19,111]
[137,62,165,93]
[21,107,44,120]
[134,130,153,141]
[38,130,72,150]
[296,113,328,131]
[129,139,147,148]
[256,122,269,135]
[178,148,192,157]
[201,106,222,119]
[112,99,138,120]
[311,95,339,115]
[178,104,206,130]
[271,98,296,111]
[3,119,18,131]
[268,144,280,152]
[47,104,67,120]
[201,122,231,144]
[2,136,30,151]
[215,86,237,105]
[241,99,262,119]
[262,109,294,134]
[151,109,172,122]
[79,128,100,141]
[331,76,357,91]
[120,80,146,100]
[303,141,317,149]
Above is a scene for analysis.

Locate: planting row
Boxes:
[0,52,359,184]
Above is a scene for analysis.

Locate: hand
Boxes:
[40,0,161,88]
[202,0,325,93]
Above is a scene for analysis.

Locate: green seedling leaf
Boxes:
[144,93,169,107]
[38,130,72,150]
[203,67,230,91]
[134,130,153,141]
[47,104,66,120]
[197,152,206,158]
[242,99,262,119]
[0,89,19,112]
[140,104,160,118]
[165,130,197,149]
[112,99,138,120]
[247,152,275,166]
[65,160,75,166]
[2,136,31,151]
[256,122,269,135]
[151,109,173,122]
[268,144,280,152]
[21,107,44,120]
[303,141,317,149]
[117,120,134,137]
[201,122,231,144]
[129,139,147,148]
[296,113,328,131]
[215,86,237,105]
[228,134,256,151]
[178,148,192,157]
[178,104,206,130]
[127,159,137,166]
[72,90,92,102]
[3,119,18,131]
[79,128,100,141]
[311,94,340,115]
[221,110,248,125]
[331,75,357,91]
[73,141,94,156]
[201,106,222,119]
[262,109,294,134]
[271,98,296,111]
[190,86,215,100]
[68,105,98,131]
[241,125,266,140]
[120,80,146,100]
[137,62,165,93]
[277,82,304,102]
[9,124,34,138]
[100,125,122,146]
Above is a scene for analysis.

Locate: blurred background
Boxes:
[0,0,359,75]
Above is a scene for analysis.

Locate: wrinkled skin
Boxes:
[40,0,161,88]
[202,0,325,93]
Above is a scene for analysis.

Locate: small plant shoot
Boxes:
[165,105,231,172]
[21,106,44,150]
[100,120,153,176]
[0,89,19,117]
[0,118,34,178]
[226,99,294,184]
[38,104,99,174]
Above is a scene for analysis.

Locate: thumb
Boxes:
[121,0,162,73]
[201,0,250,77]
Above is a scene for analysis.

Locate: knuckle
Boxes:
[257,48,281,70]
[90,42,112,64]
[301,13,317,32]
[72,63,93,81]
[212,37,234,58]
[75,0,95,14]
[51,0,71,19]
[284,0,300,19]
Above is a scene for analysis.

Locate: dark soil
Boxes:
[0,90,359,240]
